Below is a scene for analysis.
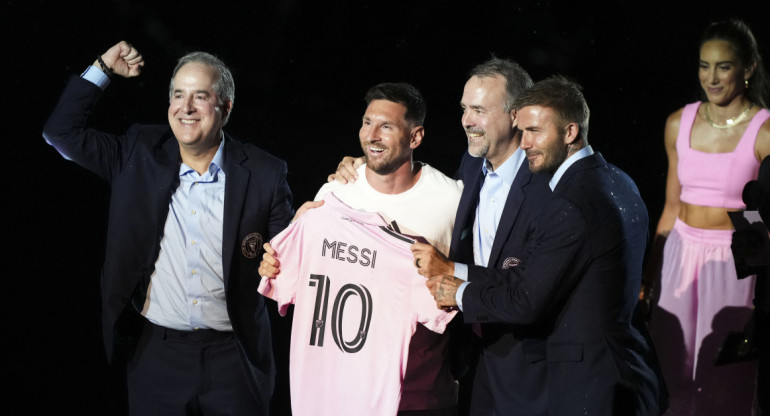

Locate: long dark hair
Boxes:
[701,18,770,108]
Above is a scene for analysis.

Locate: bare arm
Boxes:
[656,109,684,237]
[641,109,683,303]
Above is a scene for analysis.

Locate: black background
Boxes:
[5,0,770,413]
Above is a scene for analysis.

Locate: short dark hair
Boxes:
[169,52,235,124]
[514,75,590,143]
[700,18,769,107]
[365,83,426,126]
[469,57,533,112]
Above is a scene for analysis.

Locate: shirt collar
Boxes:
[179,133,226,177]
[482,147,525,184]
[549,145,594,190]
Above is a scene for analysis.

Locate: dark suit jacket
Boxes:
[43,75,294,406]
[449,151,552,415]
[461,152,660,415]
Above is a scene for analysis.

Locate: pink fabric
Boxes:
[258,194,456,416]
[677,102,768,209]
[651,218,756,416]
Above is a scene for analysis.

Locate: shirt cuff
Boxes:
[81,65,111,90]
[456,281,469,311]
[454,262,469,281]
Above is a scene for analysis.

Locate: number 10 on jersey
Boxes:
[308,274,373,353]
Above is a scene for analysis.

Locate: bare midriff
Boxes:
[678,201,739,230]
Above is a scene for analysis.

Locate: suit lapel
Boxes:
[155,134,182,225]
[487,163,532,266]
[222,136,248,285]
[552,152,604,193]
[450,163,483,261]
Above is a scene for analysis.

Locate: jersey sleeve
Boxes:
[257,220,304,316]
[410,271,457,333]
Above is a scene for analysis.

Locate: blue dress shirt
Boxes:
[454,148,526,309]
[81,65,231,331]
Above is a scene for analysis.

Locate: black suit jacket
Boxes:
[462,152,660,415]
[43,76,294,405]
[449,151,552,415]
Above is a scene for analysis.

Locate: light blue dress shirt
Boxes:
[454,148,525,309]
[144,141,230,331]
[548,145,594,190]
[81,65,111,90]
[453,145,595,310]
[80,65,231,331]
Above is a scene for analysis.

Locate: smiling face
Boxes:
[168,62,230,152]
[518,105,570,174]
[359,99,419,175]
[460,75,517,170]
[699,39,751,106]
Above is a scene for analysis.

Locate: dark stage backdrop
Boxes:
[5,0,769,414]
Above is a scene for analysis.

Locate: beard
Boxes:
[466,128,489,159]
[527,143,568,175]
[363,145,408,176]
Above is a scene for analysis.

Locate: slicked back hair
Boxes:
[169,52,235,125]
[700,18,769,108]
[469,57,534,112]
[514,75,590,144]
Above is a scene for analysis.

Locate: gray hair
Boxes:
[169,52,235,124]
[469,57,533,112]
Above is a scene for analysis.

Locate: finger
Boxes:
[335,168,355,184]
[258,262,279,278]
[340,164,358,181]
[293,200,324,222]
[262,252,279,267]
[127,64,144,77]
[410,242,430,253]
[126,55,144,65]
[263,242,275,255]
[334,156,360,183]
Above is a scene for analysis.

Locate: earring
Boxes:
[745,79,749,89]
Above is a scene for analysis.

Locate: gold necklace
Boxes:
[704,102,753,129]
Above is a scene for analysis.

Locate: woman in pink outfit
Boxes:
[645,19,770,416]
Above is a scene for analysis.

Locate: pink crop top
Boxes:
[677,101,769,209]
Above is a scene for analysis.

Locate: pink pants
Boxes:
[650,218,756,416]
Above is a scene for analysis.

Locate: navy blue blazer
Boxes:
[449,151,552,415]
[43,76,294,404]
[461,152,660,415]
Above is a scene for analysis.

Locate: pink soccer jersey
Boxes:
[258,194,456,416]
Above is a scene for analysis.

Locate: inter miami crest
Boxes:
[502,257,521,269]
[241,232,264,259]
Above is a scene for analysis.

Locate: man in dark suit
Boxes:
[405,58,552,415]
[43,41,293,415]
[417,76,660,415]
[337,58,552,415]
